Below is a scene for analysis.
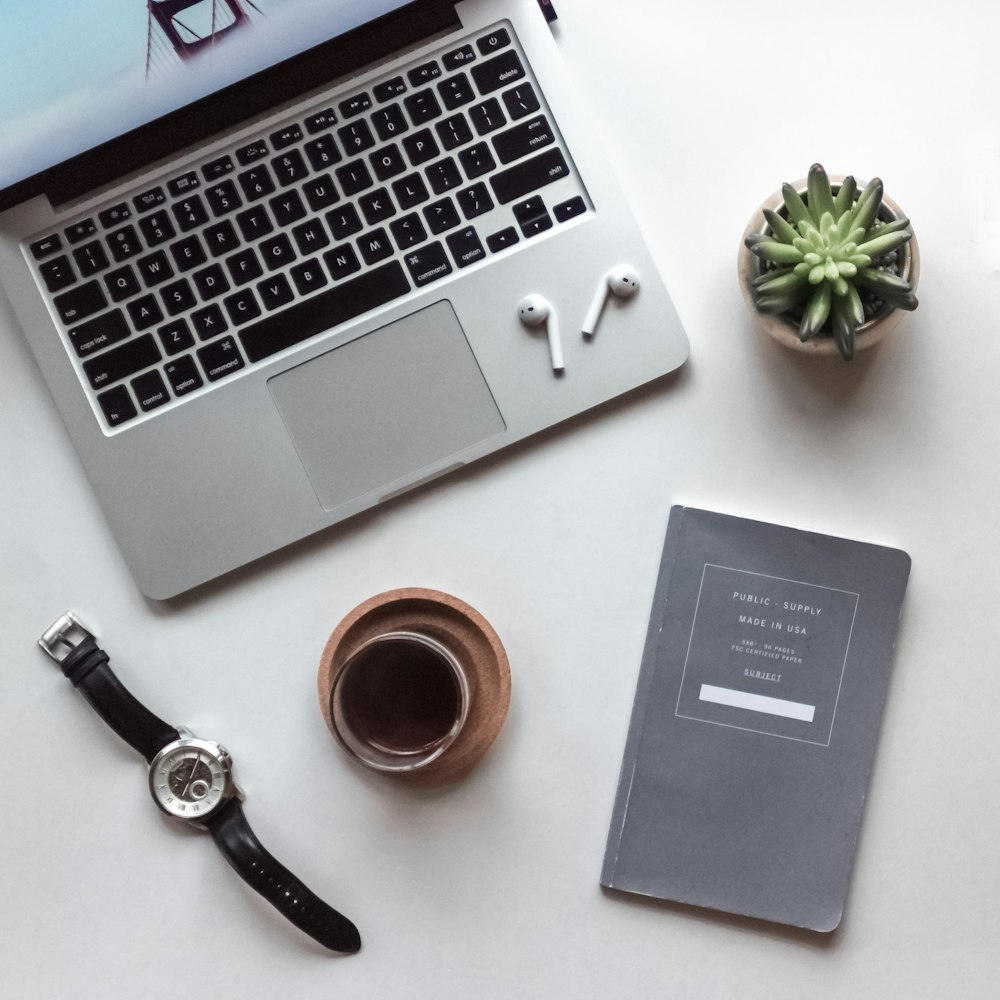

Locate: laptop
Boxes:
[0,0,688,599]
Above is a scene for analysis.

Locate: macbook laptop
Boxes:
[0,0,688,599]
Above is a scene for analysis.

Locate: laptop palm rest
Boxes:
[268,300,505,512]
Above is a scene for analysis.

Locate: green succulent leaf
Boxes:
[850,178,884,234]
[831,296,856,360]
[856,269,919,309]
[856,228,912,259]
[807,163,837,220]
[749,238,804,264]
[753,270,805,295]
[763,208,798,244]
[832,176,858,217]
[782,183,813,227]
[799,282,832,340]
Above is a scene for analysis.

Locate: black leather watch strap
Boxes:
[206,797,361,953]
[45,621,179,763]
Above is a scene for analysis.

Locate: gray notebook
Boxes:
[601,506,911,932]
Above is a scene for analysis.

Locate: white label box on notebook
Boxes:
[0,0,688,598]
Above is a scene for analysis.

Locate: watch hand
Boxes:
[181,752,200,798]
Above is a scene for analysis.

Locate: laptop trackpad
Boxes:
[268,301,505,512]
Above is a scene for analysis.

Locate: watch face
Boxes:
[149,738,233,822]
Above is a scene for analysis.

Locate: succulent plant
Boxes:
[745,163,918,360]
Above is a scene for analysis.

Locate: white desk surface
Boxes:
[2,2,998,996]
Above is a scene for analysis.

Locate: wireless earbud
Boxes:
[518,294,564,373]
[581,266,640,337]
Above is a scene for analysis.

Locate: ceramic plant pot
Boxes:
[737,176,920,357]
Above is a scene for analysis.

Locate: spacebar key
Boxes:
[239,261,410,363]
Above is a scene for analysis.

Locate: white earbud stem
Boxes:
[582,266,640,337]
[517,295,563,373]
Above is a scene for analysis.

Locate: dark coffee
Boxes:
[337,637,463,755]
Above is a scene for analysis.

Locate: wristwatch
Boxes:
[38,611,361,954]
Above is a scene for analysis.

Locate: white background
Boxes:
[2,1,998,996]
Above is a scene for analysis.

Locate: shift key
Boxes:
[490,148,570,204]
[82,333,161,389]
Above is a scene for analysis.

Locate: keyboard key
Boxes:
[403,242,453,287]
[392,172,430,209]
[99,203,132,228]
[134,187,166,212]
[304,108,337,133]
[83,333,161,389]
[437,114,473,151]
[204,220,240,257]
[486,227,519,252]
[272,149,308,186]
[54,280,107,324]
[226,248,264,286]
[489,148,569,204]
[335,160,373,196]
[513,195,553,237]
[327,204,362,241]
[161,278,197,315]
[270,123,303,149]
[167,171,201,196]
[407,61,441,86]
[223,289,262,326]
[358,228,393,266]
[236,140,268,166]
[270,189,308,226]
[457,183,494,219]
[373,77,406,102]
[404,89,442,126]
[127,294,164,330]
[469,98,506,135]
[136,250,175,287]
[554,196,587,222]
[477,28,511,54]
[68,309,130,357]
[339,92,372,118]
[172,195,209,231]
[423,198,461,234]
[442,45,476,71]
[493,115,554,164]
[198,335,246,380]
[170,235,208,272]
[238,164,276,200]
[458,142,496,179]
[202,155,234,180]
[191,303,228,340]
[472,50,525,94]
[107,225,143,261]
[305,134,341,171]
[402,129,439,166]
[257,273,294,311]
[39,256,76,293]
[389,213,427,250]
[502,83,540,120]
[291,258,328,295]
[292,219,330,254]
[65,218,98,244]
[131,369,170,411]
[447,226,486,268]
[158,319,195,356]
[239,261,409,363]
[260,233,296,271]
[438,73,476,110]
[206,179,242,216]
[359,189,395,226]
[73,241,110,277]
[164,354,204,396]
[338,119,375,154]
[30,234,62,260]
[105,265,141,302]
[193,263,231,300]
[426,158,462,194]
[97,384,137,427]
[139,211,177,246]
[303,175,340,211]
[323,244,361,281]
[236,205,274,241]
[370,143,407,181]
[371,104,408,142]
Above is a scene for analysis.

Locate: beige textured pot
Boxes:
[738,176,920,356]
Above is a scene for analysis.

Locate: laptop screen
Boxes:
[0,0,434,202]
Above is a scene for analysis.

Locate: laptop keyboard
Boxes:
[23,24,589,431]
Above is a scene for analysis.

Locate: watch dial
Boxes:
[149,740,231,821]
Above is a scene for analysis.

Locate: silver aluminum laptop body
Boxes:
[0,0,688,599]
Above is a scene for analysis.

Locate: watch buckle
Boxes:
[38,612,95,664]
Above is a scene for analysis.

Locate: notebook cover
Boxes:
[601,506,911,931]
